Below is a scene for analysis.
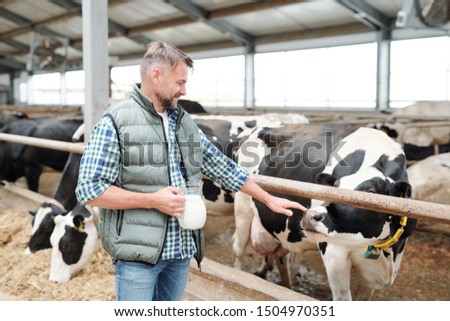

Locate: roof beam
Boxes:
[129,0,302,35]
[0,8,31,26]
[50,0,153,45]
[257,22,371,44]
[108,20,151,45]
[129,16,195,35]
[0,57,26,71]
[50,0,81,10]
[0,0,138,49]
[209,0,306,19]
[0,7,74,38]
[117,22,372,62]
[2,39,30,53]
[49,0,125,9]
[0,9,81,41]
[0,7,73,47]
[336,0,391,30]
[116,39,238,61]
[48,0,80,10]
[164,0,255,52]
[0,0,305,52]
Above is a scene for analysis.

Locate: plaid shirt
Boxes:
[76,107,249,260]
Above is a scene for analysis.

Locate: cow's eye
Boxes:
[367,188,376,193]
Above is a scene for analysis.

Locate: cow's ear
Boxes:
[49,204,66,216]
[73,214,85,231]
[390,181,412,198]
[52,209,66,218]
[316,173,336,186]
[28,210,36,217]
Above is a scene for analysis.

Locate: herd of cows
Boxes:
[0,100,449,300]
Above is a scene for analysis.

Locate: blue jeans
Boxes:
[113,258,191,301]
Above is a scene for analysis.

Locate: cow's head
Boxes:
[301,166,413,247]
[23,202,66,255]
[49,204,98,283]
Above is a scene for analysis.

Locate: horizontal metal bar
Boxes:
[0,133,85,154]
[251,174,450,224]
[1,131,448,225]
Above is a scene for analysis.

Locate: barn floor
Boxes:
[0,173,449,301]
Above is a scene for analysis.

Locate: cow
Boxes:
[24,202,66,255]
[51,123,84,211]
[407,152,450,205]
[24,123,84,255]
[179,99,207,114]
[371,101,450,161]
[233,123,417,300]
[192,113,309,216]
[49,203,99,283]
[192,114,308,282]
[389,101,450,147]
[0,116,83,192]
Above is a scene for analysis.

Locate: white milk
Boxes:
[177,194,207,230]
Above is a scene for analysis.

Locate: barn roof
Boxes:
[0,0,449,74]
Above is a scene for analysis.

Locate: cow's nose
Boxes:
[311,212,324,222]
[301,210,321,230]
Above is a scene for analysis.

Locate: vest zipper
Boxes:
[155,111,171,264]
[159,113,172,186]
[175,111,189,182]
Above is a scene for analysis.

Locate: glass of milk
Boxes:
[177,180,207,230]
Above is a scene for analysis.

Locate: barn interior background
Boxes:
[0,0,450,302]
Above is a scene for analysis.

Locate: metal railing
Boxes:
[0,132,449,224]
[252,175,450,224]
[0,133,85,154]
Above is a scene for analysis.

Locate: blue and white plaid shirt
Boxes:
[76,107,249,260]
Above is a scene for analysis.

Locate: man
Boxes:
[76,41,306,301]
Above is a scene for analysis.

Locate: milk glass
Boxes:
[177,181,207,230]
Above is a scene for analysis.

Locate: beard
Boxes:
[156,92,178,111]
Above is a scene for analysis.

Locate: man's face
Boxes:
[156,61,188,111]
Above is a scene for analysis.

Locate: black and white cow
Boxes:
[406,152,450,205]
[233,123,417,300]
[0,116,83,192]
[372,101,450,161]
[24,202,66,255]
[49,203,99,283]
[178,99,207,114]
[24,124,84,255]
[51,123,84,211]
[192,113,309,216]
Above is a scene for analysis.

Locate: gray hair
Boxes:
[140,41,193,80]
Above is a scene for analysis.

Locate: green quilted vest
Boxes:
[98,84,204,265]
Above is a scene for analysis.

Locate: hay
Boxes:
[0,208,114,300]
[1,206,450,301]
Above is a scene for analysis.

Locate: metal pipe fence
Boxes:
[252,174,450,224]
[0,133,85,154]
[1,132,449,224]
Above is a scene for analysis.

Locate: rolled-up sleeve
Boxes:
[199,130,249,192]
[75,117,121,205]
